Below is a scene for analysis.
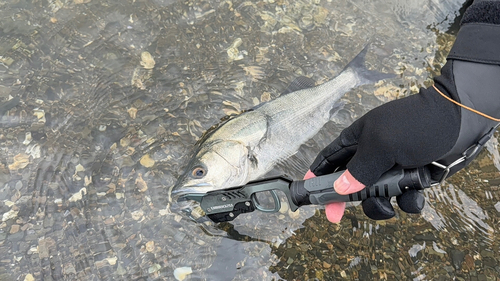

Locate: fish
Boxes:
[170,45,394,201]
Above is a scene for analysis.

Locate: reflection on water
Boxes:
[0,0,499,280]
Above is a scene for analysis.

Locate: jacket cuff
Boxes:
[447,1,500,64]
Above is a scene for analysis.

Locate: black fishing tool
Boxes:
[177,167,432,223]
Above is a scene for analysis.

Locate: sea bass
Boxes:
[170,45,393,199]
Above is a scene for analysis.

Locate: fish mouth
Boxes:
[170,198,197,213]
[170,182,214,200]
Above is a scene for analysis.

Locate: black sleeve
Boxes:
[429,0,500,179]
[447,0,500,66]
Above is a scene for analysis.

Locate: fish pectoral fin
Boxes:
[247,146,258,168]
[251,113,271,149]
[328,101,347,122]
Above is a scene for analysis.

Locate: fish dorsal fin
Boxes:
[281,76,316,95]
[194,114,237,147]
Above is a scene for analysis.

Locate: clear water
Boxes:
[0,0,499,280]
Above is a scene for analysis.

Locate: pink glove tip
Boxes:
[303,170,316,180]
[334,170,365,195]
[325,202,346,223]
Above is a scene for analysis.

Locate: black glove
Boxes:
[308,0,500,221]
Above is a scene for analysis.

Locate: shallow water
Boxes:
[0,0,499,280]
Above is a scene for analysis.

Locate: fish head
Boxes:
[170,140,251,202]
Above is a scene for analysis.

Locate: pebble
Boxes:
[116,264,126,275]
[131,210,144,220]
[140,154,155,168]
[148,263,161,274]
[451,249,465,270]
[127,107,138,119]
[146,241,155,252]
[494,201,500,212]
[174,232,186,242]
[10,224,20,234]
[278,201,289,214]
[135,173,148,192]
[2,209,19,222]
[107,257,117,265]
[261,92,271,102]
[140,51,155,69]
[174,267,192,281]
[68,187,86,202]
[288,209,301,220]
[7,231,24,242]
[8,153,30,170]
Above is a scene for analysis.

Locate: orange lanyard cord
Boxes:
[432,84,500,122]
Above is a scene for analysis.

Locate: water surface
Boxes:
[1,0,499,280]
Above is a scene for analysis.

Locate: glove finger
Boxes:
[334,170,366,195]
[396,190,425,214]
[362,197,395,220]
[325,202,346,223]
[310,125,359,176]
[345,141,396,186]
[303,170,316,180]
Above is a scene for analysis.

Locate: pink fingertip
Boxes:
[325,202,346,223]
[303,170,316,180]
[334,170,365,195]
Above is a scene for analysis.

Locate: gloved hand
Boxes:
[306,0,500,223]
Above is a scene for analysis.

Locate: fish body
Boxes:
[171,45,393,199]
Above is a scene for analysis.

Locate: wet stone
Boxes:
[174,232,186,242]
[444,265,455,273]
[43,215,54,228]
[284,248,298,259]
[10,224,20,233]
[413,233,437,241]
[91,243,109,253]
[480,250,494,258]
[7,231,24,242]
[451,249,465,270]
[0,273,12,280]
[482,257,496,268]
[116,264,126,275]
[25,232,38,241]
[0,187,9,200]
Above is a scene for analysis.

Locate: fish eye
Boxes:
[191,167,206,179]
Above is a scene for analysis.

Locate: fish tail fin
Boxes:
[345,44,396,85]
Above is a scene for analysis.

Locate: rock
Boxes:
[127,107,138,119]
[135,173,148,192]
[7,231,24,242]
[146,241,155,252]
[9,224,20,234]
[116,264,126,275]
[2,210,19,221]
[451,249,465,270]
[140,52,155,69]
[148,263,161,274]
[8,153,30,170]
[131,210,144,220]
[68,188,86,202]
[140,154,155,168]
[463,254,475,271]
[174,267,192,281]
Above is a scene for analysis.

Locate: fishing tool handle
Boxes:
[290,167,431,208]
